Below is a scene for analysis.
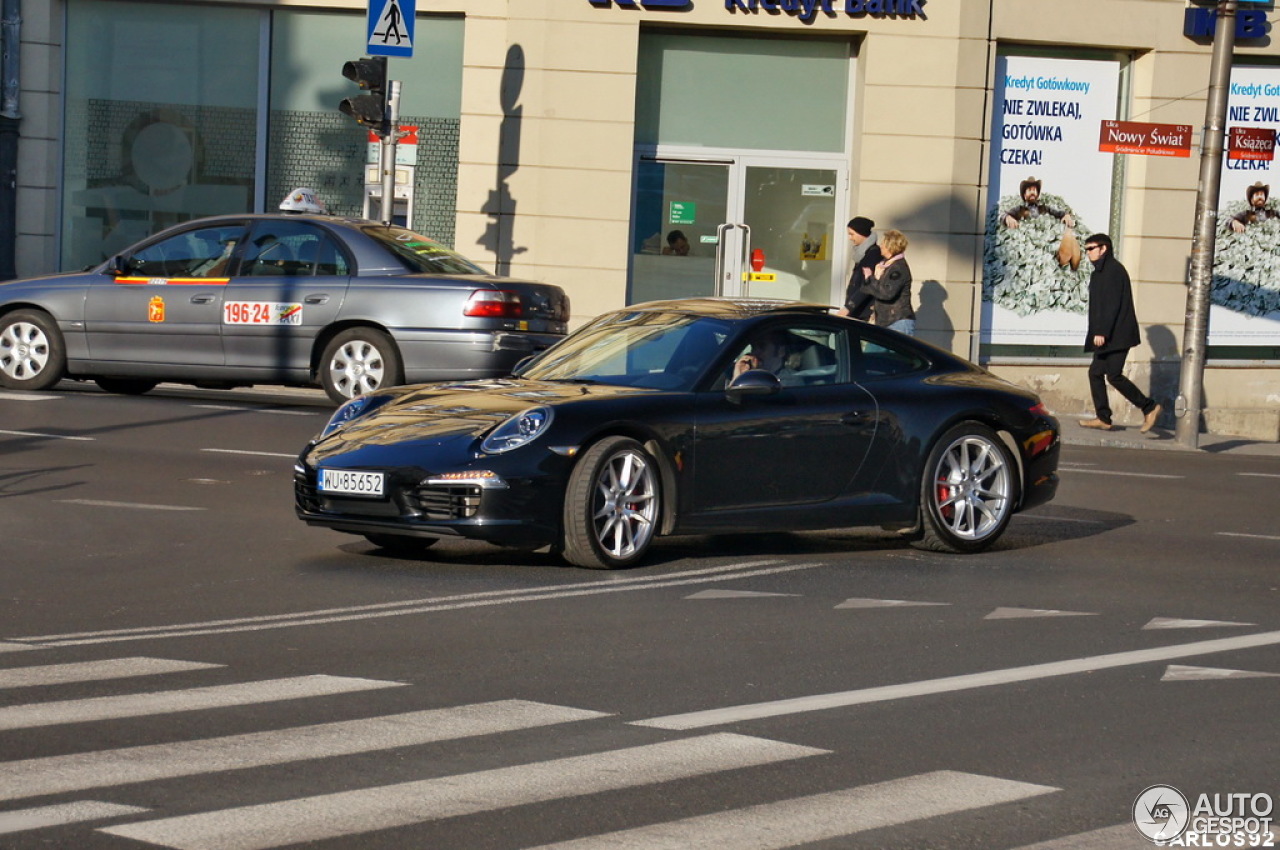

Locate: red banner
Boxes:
[1098,120,1193,157]
[1228,126,1276,161]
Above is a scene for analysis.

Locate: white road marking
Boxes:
[1019,514,1105,525]
[0,642,38,654]
[1143,617,1255,630]
[985,607,1097,620]
[1217,531,1280,541]
[10,561,824,647]
[0,801,149,835]
[56,499,205,511]
[1059,468,1183,479]
[633,628,1280,730]
[836,598,949,609]
[1162,664,1280,681]
[100,733,828,850]
[1011,823,1143,849]
[201,448,298,459]
[191,404,317,416]
[0,657,221,689]
[0,429,93,441]
[1238,472,1280,479]
[0,700,607,802]
[526,770,1059,850]
[0,391,60,401]
[685,589,798,599]
[0,675,403,731]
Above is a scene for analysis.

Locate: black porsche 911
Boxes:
[295,298,1060,569]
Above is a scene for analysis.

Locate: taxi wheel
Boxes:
[320,328,403,403]
[94,377,159,395]
[562,436,661,570]
[0,309,66,391]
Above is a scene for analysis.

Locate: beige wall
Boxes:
[16,0,1280,436]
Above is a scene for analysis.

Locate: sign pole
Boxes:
[1176,0,1237,449]
[380,79,401,225]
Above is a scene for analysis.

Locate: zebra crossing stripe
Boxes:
[0,657,221,689]
[0,801,149,835]
[100,733,829,850]
[0,700,608,802]
[525,770,1059,849]
[0,674,403,731]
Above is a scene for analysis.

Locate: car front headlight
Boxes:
[481,406,554,454]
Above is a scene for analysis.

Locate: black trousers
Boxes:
[1088,348,1154,424]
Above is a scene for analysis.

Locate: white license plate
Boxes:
[319,469,385,498]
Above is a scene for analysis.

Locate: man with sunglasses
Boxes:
[1080,234,1162,432]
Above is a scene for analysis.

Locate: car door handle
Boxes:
[305,294,330,305]
[190,294,217,304]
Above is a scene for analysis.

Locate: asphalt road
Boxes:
[1,383,1277,849]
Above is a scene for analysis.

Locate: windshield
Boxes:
[518,311,733,391]
[362,225,488,275]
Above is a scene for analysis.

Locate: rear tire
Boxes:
[320,328,403,403]
[94,377,159,395]
[0,310,66,391]
[561,436,661,569]
[913,422,1017,554]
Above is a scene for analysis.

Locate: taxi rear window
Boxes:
[362,226,487,275]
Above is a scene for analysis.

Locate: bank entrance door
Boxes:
[629,152,846,306]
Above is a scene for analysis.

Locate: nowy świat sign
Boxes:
[588,0,926,23]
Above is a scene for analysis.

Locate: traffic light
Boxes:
[340,56,388,132]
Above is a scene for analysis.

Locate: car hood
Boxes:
[310,378,657,459]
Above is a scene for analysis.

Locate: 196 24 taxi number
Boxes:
[223,301,303,326]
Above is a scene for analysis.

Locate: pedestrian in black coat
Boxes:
[1080,234,1162,432]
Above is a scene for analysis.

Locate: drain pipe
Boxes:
[0,0,20,280]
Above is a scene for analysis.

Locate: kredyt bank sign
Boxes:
[588,0,927,23]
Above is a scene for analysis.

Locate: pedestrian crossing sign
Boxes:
[367,0,414,58]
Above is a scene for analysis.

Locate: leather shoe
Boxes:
[1141,403,1163,433]
[1079,418,1115,431]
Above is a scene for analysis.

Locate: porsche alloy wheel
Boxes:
[915,422,1017,553]
[0,310,66,391]
[562,436,661,569]
[320,328,403,403]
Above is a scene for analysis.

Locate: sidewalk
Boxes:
[1060,415,1280,457]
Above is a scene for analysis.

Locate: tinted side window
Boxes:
[242,221,348,277]
[857,336,929,379]
[129,223,246,278]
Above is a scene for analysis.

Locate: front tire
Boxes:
[320,328,403,403]
[562,436,661,569]
[0,310,66,391]
[914,422,1017,554]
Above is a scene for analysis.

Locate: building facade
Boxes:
[8,0,1280,437]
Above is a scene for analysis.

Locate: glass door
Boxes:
[629,153,843,306]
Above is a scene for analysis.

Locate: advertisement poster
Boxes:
[1212,65,1280,347]
[982,55,1121,348]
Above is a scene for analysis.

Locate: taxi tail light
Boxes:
[464,290,524,319]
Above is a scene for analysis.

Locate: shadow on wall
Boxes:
[1147,324,1184,431]
[916,279,954,352]
[478,44,527,276]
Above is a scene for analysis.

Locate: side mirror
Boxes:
[726,368,782,402]
[105,255,130,276]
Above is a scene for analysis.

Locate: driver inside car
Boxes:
[732,329,799,385]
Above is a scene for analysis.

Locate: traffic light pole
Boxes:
[379,79,402,225]
[1176,0,1237,449]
